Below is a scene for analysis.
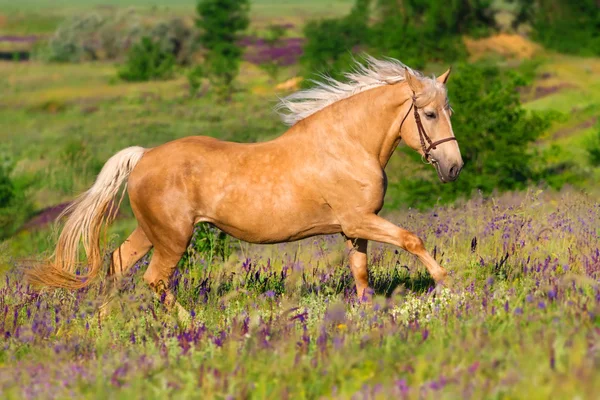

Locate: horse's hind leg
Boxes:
[108,227,153,282]
[140,221,194,324]
[100,227,153,317]
[143,248,192,324]
[345,237,371,301]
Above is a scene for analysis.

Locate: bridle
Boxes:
[400,92,458,164]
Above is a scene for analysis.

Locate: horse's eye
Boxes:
[424,111,437,119]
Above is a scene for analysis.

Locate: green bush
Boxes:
[196,0,250,100]
[301,0,496,78]
[371,0,494,68]
[0,167,13,210]
[256,24,290,83]
[586,121,600,167]
[178,224,232,269]
[0,166,33,241]
[301,0,370,80]
[387,62,555,209]
[511,0,600,56]
[118,37,176,82]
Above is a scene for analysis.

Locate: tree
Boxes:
[257,24,290,83]
[196,0,250,100]
[301,0,371,81]
[301,0,495,78]
[118,37,175,82]
[510,0,600,56]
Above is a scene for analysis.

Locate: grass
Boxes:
[1,189,600,398]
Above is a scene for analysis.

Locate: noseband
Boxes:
[401,92,458,163]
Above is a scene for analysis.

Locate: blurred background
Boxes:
[0,0,599,258]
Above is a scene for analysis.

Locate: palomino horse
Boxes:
[27,56,463,319]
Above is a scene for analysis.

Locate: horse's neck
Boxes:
[339,84,411,167]
[281,83,411,168]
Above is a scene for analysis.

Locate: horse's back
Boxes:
[126,134,341,243]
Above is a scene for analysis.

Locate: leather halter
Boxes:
[401,92,458,163]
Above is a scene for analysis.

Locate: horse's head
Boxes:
[401,68,463,183]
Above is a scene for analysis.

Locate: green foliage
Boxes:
[0,165,33,240]
[511,0,600,56]
[536,144,583,190]
[257,24,290,82]
[118,37,176,82]
[302,0,496,78]
[179,224,232,269]
[196,0,250,99]
[301,0,371,80]
[187,65,205,97]
[0,167,14,210]
[388,62,554,209]
[586,121,600,167]
[372,0,494,68]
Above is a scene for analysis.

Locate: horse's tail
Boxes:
[25,146,146,290]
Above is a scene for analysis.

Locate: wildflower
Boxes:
[514,307,523,315]
[538,301,546,309]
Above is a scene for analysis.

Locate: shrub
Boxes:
[34,11,198,64]
[301,0,371,80]
[511,0,600,56]
[196,0,250,100]
[118,37,175,82]
[187,65,205,97]
[148,18,199,66]
[586,121,600,167]
[256,24,290,82]
[0,166,13,210]
[302,0,495,79]
[0,165,33,240]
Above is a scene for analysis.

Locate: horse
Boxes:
[26,56,463,320]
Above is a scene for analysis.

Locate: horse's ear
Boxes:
[437,67,452,85]
[404,67,424,93]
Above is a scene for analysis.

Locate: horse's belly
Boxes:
[199,193,341,244]
[211,218,342,244]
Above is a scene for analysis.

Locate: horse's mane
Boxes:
[276,55,441,126]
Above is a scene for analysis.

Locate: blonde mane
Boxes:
[277,55,443,126]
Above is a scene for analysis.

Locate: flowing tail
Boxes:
[25,146,146,289]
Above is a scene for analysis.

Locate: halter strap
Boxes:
[404,93,458,162]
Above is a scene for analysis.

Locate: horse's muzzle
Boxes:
[434,160,463,183]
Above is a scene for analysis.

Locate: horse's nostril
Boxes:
[449,165,458,179]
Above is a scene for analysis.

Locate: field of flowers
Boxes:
[1,188,599,399]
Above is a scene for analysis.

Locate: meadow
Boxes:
[2,189,600,398]
[1,1,600,399]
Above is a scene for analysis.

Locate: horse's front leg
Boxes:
[344,237,371,301]
[342,214,448,284]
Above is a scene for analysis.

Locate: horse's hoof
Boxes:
[175,302,192,327]
[357,288,374,304]
[98,301,111,320]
